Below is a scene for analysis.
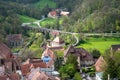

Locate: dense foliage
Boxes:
[103,51,120,80]
[0,0,50,41]
[59,54,81,79]
[61,0,120,33]
[2,0,39,4]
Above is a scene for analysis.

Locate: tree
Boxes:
[103,51,120,80]
[66,64,77,78]
[91,49,101,58]
[59,54,79,79]
[59,63,77,79]
[66,54,78,65]
[74,72,82,80]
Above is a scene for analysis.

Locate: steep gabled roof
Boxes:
[30,62,48,68]
[94,56,106,72]
[52,36,64,44]
[32,72,49,80]
[21,64,31,76]
[64,46,93,60]
[0,42,13,59]
[64,45,75,57]
[42,48,56,60]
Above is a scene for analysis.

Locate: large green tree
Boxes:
[103,51,120,80]
[59,54,81,79]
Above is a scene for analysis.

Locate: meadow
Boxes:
[77,37,120,54]
[19,15,38,23]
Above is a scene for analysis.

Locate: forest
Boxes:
[0,0,120,41]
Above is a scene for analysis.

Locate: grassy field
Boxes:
[34,0,56,9]
[77,37,120,54]
[40,18,63,27]
[19,15,38,23]
[40,18,56,26]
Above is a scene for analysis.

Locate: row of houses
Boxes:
[0,34,120,80]
[48,9,70,18]
[0,41,21,80]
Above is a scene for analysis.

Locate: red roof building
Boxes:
[64,46,94,67]
[48,11,58,18]
[9,73,20,80]
[21,64,31,76]
[94,56,106,72]
[0,42,13,59]
[0,73,20,80]
[41,48,56,61]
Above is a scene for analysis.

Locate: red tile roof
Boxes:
[0,42,13,59]
[31,62,48,68]
[0,73,20,80]
[21,64,31,76]
[9,73,20,80]
[21,60,48,76]
[30,71,49,80]
[49,11,57,16]
[42,48,56,60]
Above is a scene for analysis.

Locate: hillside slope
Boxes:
[62,0,120,33]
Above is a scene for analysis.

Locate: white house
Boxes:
[47,36,65,48]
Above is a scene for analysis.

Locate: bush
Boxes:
[91,49,101,58]
[74,72,82,80]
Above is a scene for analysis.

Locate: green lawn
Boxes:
[34,0,56,9]
[40,18,63,27]
[77,37,120,54]
[19,15,38,23]
[40,18,56,26]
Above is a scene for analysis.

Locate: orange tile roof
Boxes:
[42,48,56,60]
[31,62,48,68]
[94,56,106,72]
[21,64,31,76]
[31,71,49,80]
